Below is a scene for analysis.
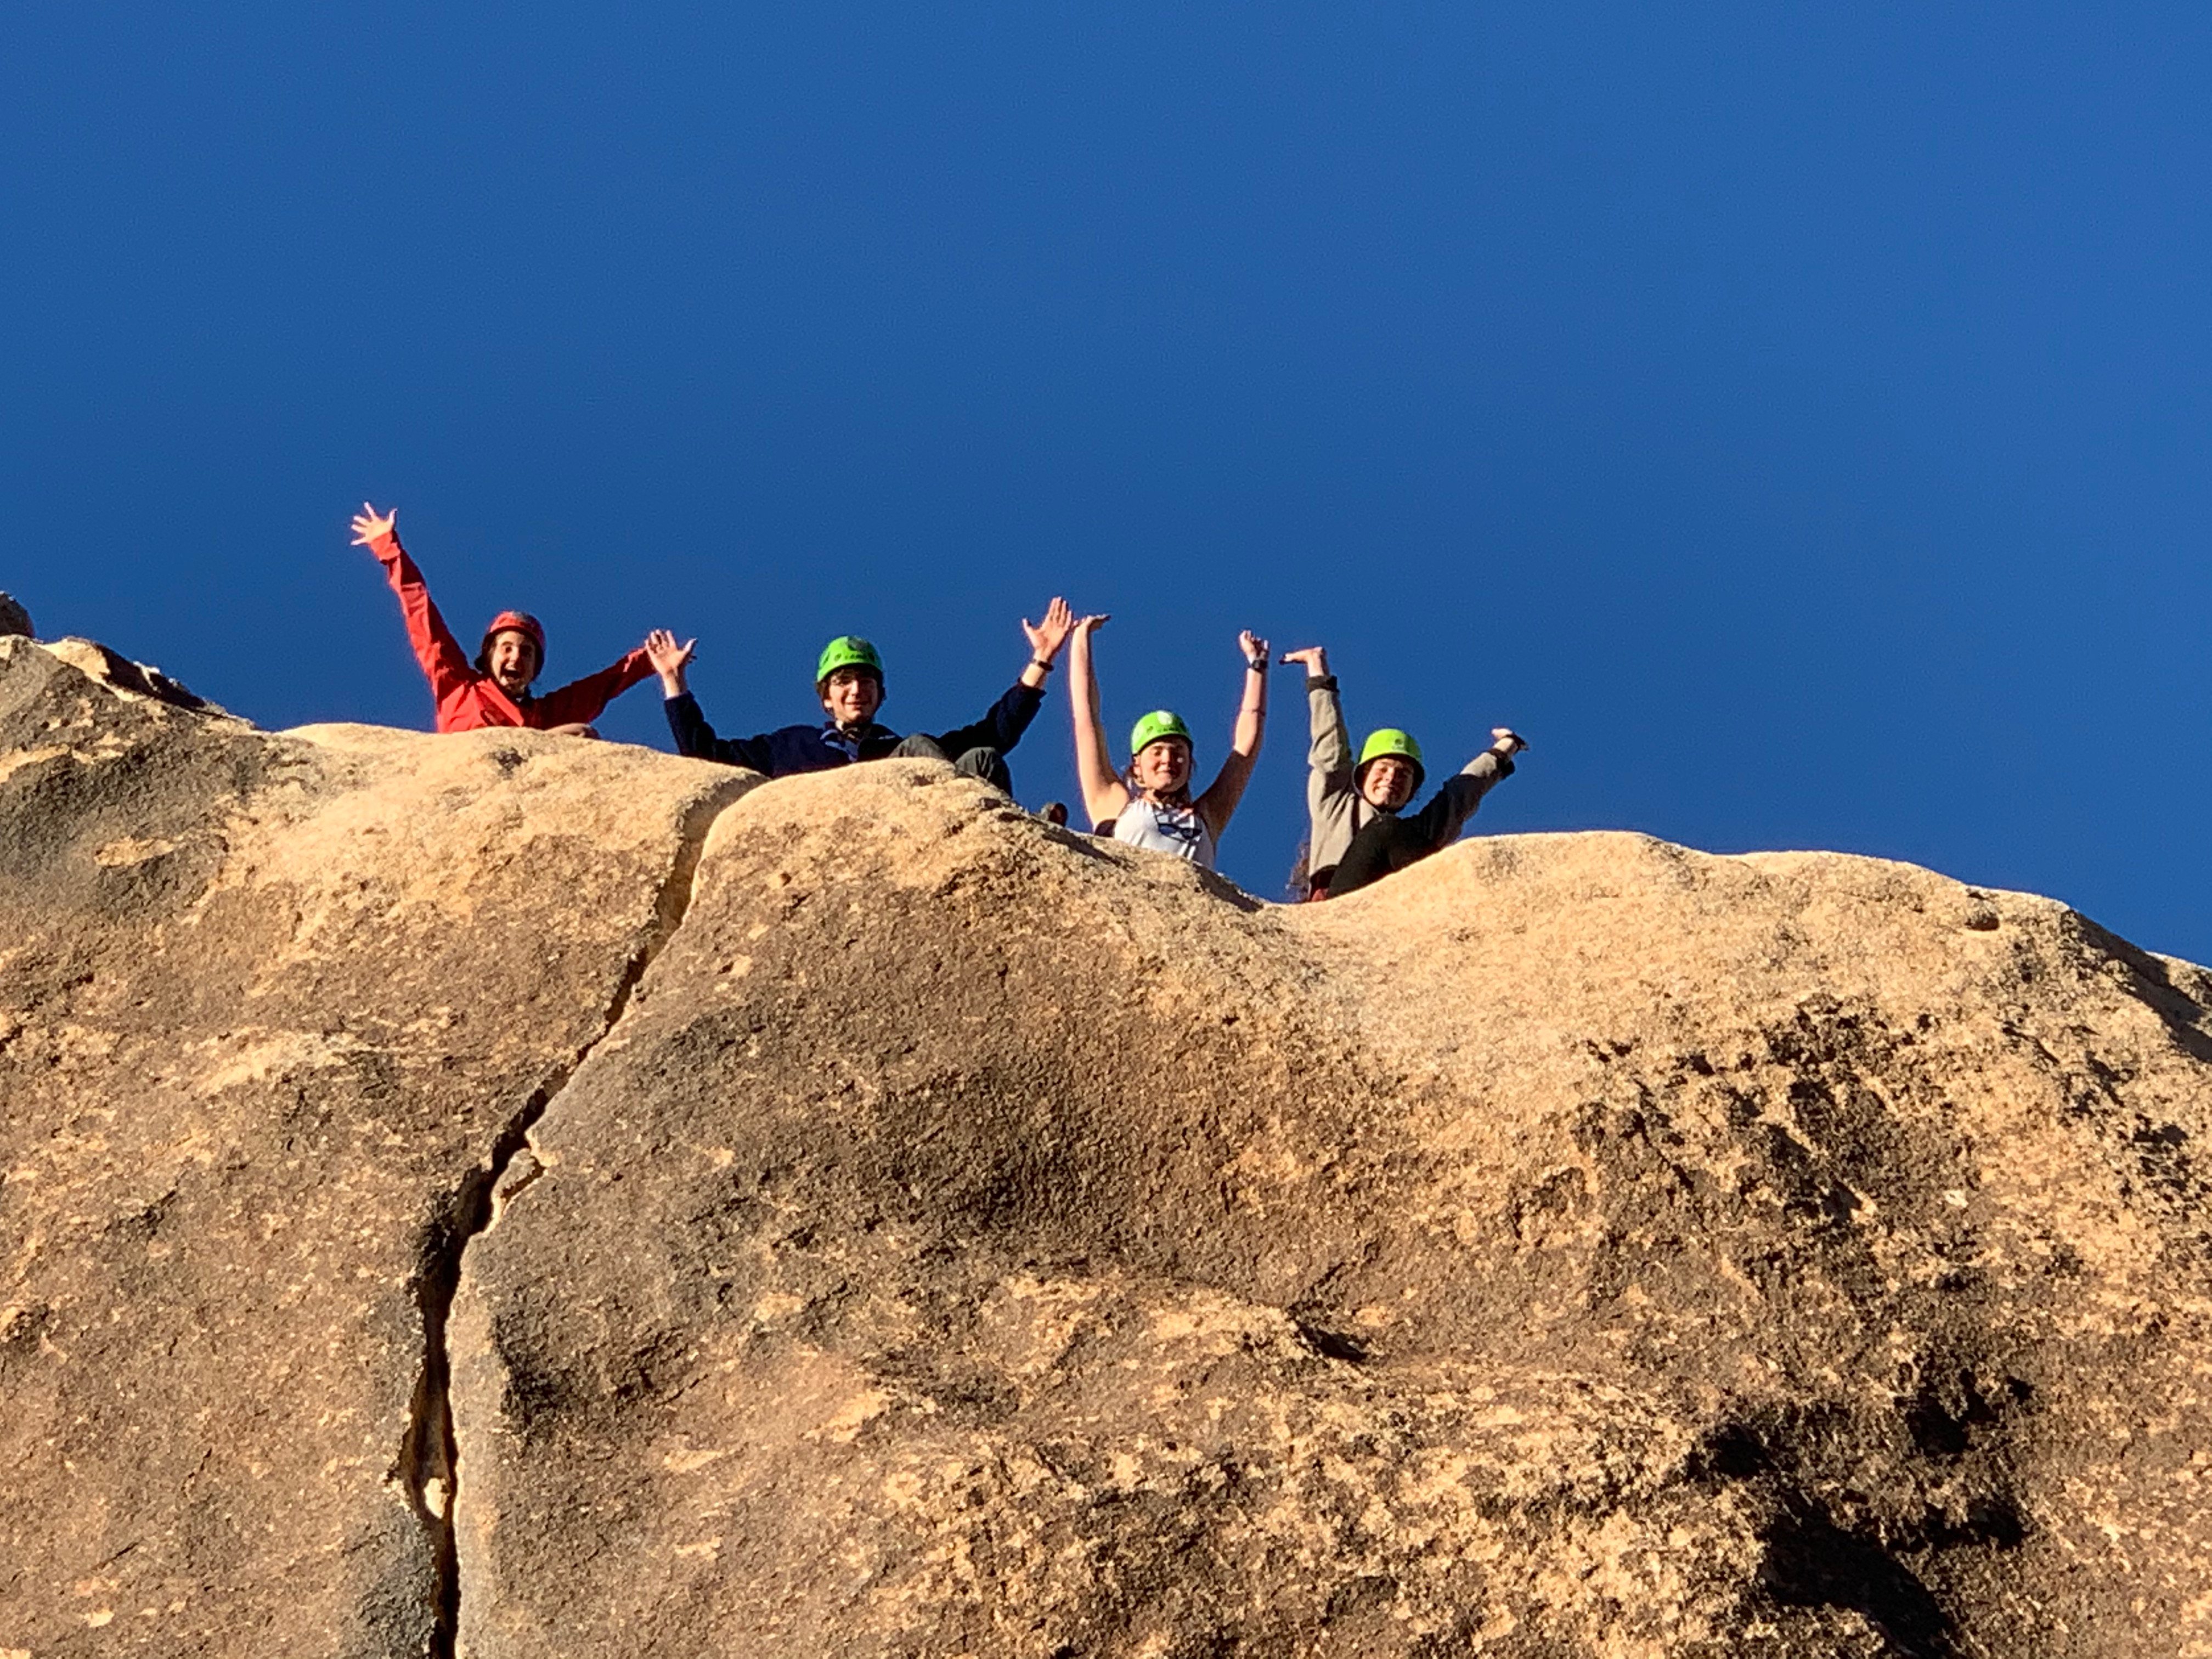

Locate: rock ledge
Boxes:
[4,640,2210,1659]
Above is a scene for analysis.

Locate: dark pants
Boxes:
[892,733,1012,793]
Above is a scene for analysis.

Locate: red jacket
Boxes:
[369,531,653,733]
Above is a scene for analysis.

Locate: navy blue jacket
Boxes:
[663,680,1046,776]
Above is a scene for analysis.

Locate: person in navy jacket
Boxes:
[645,600,1074,792]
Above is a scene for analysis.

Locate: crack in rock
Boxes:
[392,785,741,1657]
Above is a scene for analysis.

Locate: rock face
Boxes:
[0,636,753,1656]
[36,635,229,716]
[7,637,2212,1658]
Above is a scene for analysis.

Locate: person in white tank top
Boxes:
[1066,613,1269,874]
[1111,789,1218,866]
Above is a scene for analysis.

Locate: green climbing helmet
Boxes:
[1128,709,1194,758]
[815,635,884,685]
[1357,727,1425,789]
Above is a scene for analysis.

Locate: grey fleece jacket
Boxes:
[1302,674,1369,884]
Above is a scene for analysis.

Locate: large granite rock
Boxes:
[449,765,2212,1658]
[34,636,229,716]
[7,634,2212,1657]
[0,636,754,1656]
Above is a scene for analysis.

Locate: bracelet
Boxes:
[1246,657,1268,673]
[1031,658,1055,673]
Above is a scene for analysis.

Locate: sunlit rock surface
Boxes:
[0,636,752,1656]
[5,635,2211,1657]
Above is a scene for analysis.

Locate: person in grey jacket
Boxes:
[1282,645,1525,899]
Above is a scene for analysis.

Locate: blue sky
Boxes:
[7,4,2209,955]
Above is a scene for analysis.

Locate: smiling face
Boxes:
[484,630,541,697]
[1132,736,1194,797]
[1359,755,1419,811]
[819,667,884,727]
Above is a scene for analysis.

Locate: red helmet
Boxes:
[477,610,546,673]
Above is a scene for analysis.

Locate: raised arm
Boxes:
[921,597,1075,758]
[645,629,695,699]
[645,630,761,768]
[1068,613,1132,829]
[351,503,473,702]
[1282,646,1351,812]
[1019,596,1075,690]
[1195,630,1269,838]
[534,644,656,728]
[1402,729,1527,851]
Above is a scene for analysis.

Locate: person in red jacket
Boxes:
[351,503,657,735]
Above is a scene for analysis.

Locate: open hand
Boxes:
[1072,612,1111,642]
[644,629,696,677]
[1281,646,1328,677]
[1023,596,1076,663]
[349,503,397,545]
[645,628,696,697]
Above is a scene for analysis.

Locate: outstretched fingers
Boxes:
[1023,595,1079,661]
[644,629,696,673]
[348,503,397,545]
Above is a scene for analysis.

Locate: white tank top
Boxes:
[1110,797,1218,870]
